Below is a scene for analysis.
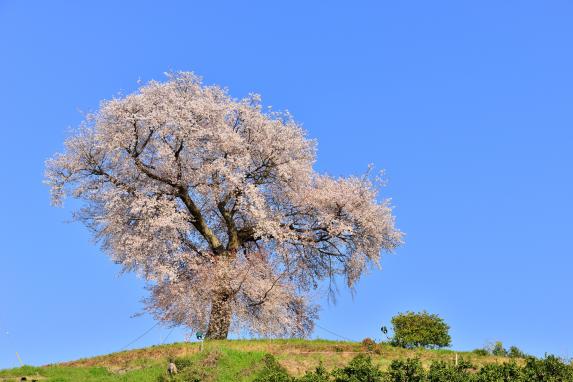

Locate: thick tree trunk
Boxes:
[205,288,232,339]
[205,250,236,340]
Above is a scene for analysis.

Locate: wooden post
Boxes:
[16,352,23,366]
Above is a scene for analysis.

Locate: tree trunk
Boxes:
[205,251,236,340]
[205,288,232,339]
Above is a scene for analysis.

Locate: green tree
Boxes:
[390,311,451,349]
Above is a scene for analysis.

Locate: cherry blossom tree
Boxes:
[45,72,403,339]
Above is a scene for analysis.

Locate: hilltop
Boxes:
[0,339,520,382]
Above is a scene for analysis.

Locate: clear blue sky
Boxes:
[1,1,572,368]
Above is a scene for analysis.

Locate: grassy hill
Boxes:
[0,339,521,382]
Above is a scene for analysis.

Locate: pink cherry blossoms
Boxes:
[45,72,403,339]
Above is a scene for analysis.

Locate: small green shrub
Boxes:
[297,363,330,382]
[331,354,384,382]
[491,341,508,357]
[521,355,573,381]
[474,362,522,382]
[427,359,473,382]
[390,311,451,349]
[385,358,425,382]
[472,348,490,356]
[156,351,218,382]
[362,337,377,352]
[254,354,293,382]
[173,357,194,370]
[507,346,526,359]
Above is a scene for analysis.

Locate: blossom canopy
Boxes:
[46,72,403,339]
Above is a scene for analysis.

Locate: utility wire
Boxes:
[120,321,161,351]
[161,327,176,344]
[119,321,353,352]
[314,323,355,342]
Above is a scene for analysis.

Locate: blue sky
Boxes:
[1,0,572,368]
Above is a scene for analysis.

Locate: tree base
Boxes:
[205,291,232,339]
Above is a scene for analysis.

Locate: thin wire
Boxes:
[119,321,352,352]
[314,323,355,342]
[161,327,176,344]
[120,321,161,351]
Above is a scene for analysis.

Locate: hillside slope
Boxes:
[0,339,519,382]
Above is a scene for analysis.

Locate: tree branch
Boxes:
[178,187,223,253]
[217,200,240,252]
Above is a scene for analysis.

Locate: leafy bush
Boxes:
[474,362,522,382]
[390,311,451,349]
[254,354,293,382]
[297,364,331,382]
[426,360,473,382]
[385,358,425,382]
[491,341,508,357]
[472,348,490,356]
[474,343,526,359]
[331,354,384,382]
[362,338,377,352]
[521,355,573,382]
[507,346,526,359]
[252,352,573,382]
[173,357,194,370]
[155,356,201,382]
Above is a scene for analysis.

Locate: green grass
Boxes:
[0,339,520,382]
[0,365,160,382]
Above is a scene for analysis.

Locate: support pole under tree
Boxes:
[16,352,23,367]
[196,332,204,352]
